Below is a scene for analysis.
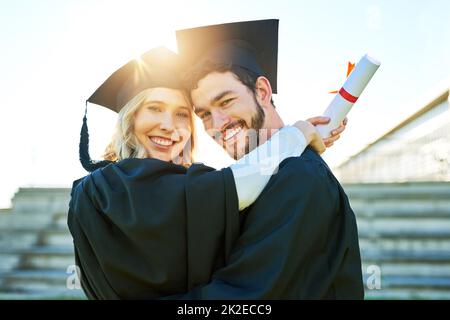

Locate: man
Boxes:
[168,19,364,299]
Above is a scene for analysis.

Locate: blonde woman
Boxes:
[68,47,344,299]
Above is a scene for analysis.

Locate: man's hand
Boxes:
[307,116,348,148]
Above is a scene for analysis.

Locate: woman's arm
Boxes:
[231,122,324,211]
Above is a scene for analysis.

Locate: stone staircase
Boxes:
[0,188,85,299]
[345,182,450,299]
[0,183,449,299]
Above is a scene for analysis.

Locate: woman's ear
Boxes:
[254,76,273,108]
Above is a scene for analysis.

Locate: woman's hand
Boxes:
[307,116,348,148]
[293,120,326,154]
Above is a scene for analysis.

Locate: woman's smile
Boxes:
[148,135,177,151]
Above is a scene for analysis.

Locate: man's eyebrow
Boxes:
[211,90,235,104]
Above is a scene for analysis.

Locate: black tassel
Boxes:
[79,102,113,172]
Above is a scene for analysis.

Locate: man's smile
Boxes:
[222,120,246,142]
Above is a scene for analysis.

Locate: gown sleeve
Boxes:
[231,126,307,210]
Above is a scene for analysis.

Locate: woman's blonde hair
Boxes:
[103,88,196,166]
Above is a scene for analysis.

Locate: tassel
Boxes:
[79,101,113,172]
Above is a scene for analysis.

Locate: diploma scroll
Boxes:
[316,54,380,138]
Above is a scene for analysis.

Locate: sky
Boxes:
[0,0,449,208]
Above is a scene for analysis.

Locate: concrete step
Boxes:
[380,275,450,290]
[362,274,450,299]
[362,250,450,263]
[359,237,450,252]
[343,182,450,201]
[350,200,450,219]
[359,229,450,239]
[0,212,56,229]
[17,246,75,270]
[357,219,450,235]
[36,226,73,247]
[0,254,21,273]
[11,188,71,214]
[52,212,68,229]
[0,225,72,250]
[0,229,39,251]
[0,269,81,294]
[364,288,450,300]
[0,289,86,300]
[362,261,450,277]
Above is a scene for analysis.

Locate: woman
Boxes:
[68,47,344,299]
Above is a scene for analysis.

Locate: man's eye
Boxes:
[220,99,233,107]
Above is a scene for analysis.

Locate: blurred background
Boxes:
[0,0,449,299]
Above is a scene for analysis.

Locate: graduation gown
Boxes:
[165,147,364,299]
[67,158,240,299]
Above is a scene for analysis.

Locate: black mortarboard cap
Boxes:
[176,19,279,93]
[80,47,184,172]
[88,47,184,112]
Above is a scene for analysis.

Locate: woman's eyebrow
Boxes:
[143,100,165,105]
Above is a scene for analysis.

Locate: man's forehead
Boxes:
[191,71,242,107]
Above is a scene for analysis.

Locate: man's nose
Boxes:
[211,110,229,131]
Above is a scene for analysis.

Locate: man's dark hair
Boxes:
[182,60,275,107]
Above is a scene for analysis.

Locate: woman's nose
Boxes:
[159,113,175,131]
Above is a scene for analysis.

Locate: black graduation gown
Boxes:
[165,147,364,299]
[67,158,240,299]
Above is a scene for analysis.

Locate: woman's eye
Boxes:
[177,112,189,118]
[147,106,160,112]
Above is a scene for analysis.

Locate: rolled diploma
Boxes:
[316,54,380,138]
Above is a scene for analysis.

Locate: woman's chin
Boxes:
[148,150,181,163]
[155,155,172,163]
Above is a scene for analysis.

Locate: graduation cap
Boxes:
[176,19,279,93]
[80,47,184,172]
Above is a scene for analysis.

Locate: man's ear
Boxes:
[254,76,273,108]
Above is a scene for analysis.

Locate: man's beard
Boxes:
[231,97,265,160]
[250,97,265,132]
